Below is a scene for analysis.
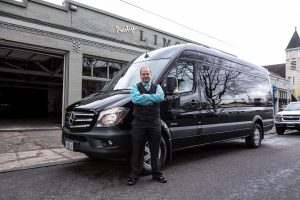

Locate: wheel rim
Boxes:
[253,127,260,145]
[144,143,151,168]
[144,142,161,169]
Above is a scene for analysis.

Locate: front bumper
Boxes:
[275,122,300,129]
[61,126,131,159]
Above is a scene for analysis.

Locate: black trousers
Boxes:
[129,118,162,178]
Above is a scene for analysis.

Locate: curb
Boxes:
[0,158,87,173]
[0,127,61,132]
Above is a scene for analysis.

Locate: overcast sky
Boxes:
[45,0,300,66]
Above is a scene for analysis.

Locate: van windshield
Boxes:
[101,58,170,92]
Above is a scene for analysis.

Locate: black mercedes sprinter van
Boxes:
[62,43,274,172]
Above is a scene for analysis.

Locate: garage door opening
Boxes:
[0,45,64,130]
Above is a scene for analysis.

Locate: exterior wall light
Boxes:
[69,4,78,11]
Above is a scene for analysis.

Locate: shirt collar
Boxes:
[142,82,151,86]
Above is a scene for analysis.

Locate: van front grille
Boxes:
[65,111,95,129]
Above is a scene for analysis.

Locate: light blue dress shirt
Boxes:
[131,82,164,105]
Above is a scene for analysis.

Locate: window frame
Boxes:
[81,55,127,97]
[166,60,196,95]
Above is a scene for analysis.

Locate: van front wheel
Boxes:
[245,123,262,148]
[143,136,167,174]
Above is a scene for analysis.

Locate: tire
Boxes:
[276,127,285,135]
[142,136,167,174]
[245,123,262,148]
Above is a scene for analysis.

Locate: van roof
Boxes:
[135,43,265,73]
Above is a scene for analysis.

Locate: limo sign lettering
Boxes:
[115,25,138,34]
[115,25,181,47]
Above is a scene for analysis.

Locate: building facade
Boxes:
[0,0,199,121]
[263,28,300,113]
[269,73,291,112]
[285,28,300,100]
[264,63,291,112]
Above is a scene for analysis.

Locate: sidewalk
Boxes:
[0,129,87,173]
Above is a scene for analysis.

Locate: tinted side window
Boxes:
[198,62,237,110]
[168,62,194,93]
[235,71,272,106]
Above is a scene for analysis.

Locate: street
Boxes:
[1,132,300,200]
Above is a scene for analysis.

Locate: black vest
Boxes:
[133,82,160,121]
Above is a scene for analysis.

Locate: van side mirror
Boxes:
[166,76,178,95]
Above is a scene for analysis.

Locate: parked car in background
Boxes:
[275,102,300,134]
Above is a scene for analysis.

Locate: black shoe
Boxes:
[153,175,168,183]
[127,177,138,186]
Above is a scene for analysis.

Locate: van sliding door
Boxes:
[197,60,238,143]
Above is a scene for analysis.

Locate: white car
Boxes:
[275,102,300,135]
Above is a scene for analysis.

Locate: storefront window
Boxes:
[82,80,107,98]
[82,58,93,76]
[82,57,126,98]
[108,62,122,79]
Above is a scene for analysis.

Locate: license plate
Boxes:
[287,124,295,127]
[65,140,73,151]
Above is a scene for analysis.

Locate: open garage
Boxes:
[0,45,64,126]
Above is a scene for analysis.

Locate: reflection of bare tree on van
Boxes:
[168,62,194,93]
[266,91,272,106]
[199,64,240,110]
[234,75,273,107]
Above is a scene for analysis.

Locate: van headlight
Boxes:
[96,107,129,127]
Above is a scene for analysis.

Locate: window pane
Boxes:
[291,60,296,69]
[199,63,236,109]
[82,79,107,98]
[235,73,272,106]
[168,62,194,93]
[93,60,107,78]
[82,58,93,76]
[82,56,127,92]
[108,62,122,79]
[113,59,169,90]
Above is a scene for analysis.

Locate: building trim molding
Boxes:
[0,20,143,56]
[0,11,160,51]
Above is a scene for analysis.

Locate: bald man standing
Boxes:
[127,66,167,186]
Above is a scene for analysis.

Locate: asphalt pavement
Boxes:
[0,120,275,173]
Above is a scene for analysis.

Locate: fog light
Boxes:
[102,140,113,147]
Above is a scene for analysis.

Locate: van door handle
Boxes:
[190,100,199,106]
